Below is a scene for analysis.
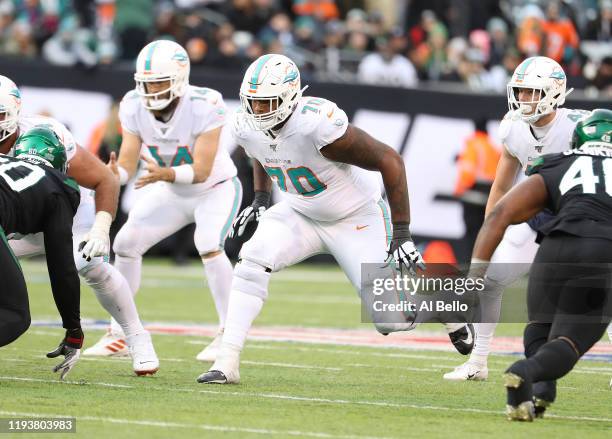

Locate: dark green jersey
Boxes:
[0,154,81,326]
[0,155,80,234]
[527,148,612,240]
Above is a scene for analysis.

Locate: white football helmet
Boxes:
[0,75,22,142]
[134,40,190,111]
[239,54,305,131]
[507,56,573,123]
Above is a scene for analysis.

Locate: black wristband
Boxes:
[392,222,412,241]
[253,191,271,209]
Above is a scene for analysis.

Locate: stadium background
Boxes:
[0,0,610,263]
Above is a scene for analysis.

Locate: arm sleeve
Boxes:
[43,195,81,330]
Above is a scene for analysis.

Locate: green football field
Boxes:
[0,259,610,438]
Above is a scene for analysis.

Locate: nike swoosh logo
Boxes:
[467,372,477,379]
[464,328,473,345]
[327,109,335,118]
[355,225,369,231]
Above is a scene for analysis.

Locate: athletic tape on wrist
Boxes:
[173,164,195,184]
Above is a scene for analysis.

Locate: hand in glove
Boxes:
[385,222,426,275]
[229,191,271,238]
[79,212,112,261]
[47,328,84,380]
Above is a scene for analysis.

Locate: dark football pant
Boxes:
[508,233,612,404]
[0,226,30,347]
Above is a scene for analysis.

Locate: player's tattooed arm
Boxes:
[192,126,222,183]
[320,124,410,223]
[485,147,520,218]
[68,145,119,218]
[473,174,548,261]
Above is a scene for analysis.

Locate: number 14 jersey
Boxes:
[119,85,237,196]
[232,96,381,222]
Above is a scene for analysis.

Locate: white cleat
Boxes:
[443,361,489,381]
[196,345,240,384]
[196,329,224,362]
[82,330,129,357]
[127,331,159,376]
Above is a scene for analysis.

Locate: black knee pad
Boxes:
[523,322,550,358]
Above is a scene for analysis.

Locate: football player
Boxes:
[99,40,242,362]
[0,76,158,376]
[468,109,612,420]
[443,56,612,384]
[0,127,84,379]
[197,54,474,384]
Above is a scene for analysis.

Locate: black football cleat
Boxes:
[448,323,475,355]
[197,370,229,384]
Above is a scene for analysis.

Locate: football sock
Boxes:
[471,280,504,362]
[222,290,264,350]
[203,252,233,329]
[84,263,144,338]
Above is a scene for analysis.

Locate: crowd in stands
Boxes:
[0,0,610,95]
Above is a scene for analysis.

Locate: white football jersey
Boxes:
[233,96,381,222]
[15,115,77,162]
[500,108,589,171]
[119,85,237,195]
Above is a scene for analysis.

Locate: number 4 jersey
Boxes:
[119,85,237,196]
[527,148,612,240]
[232,96,381,222]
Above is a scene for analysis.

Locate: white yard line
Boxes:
[242,360,342,371]
[1,376,611,423]
[0,410,388,439]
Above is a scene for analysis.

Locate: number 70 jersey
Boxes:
[232,96,381,221]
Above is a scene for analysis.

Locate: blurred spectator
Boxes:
[222,0,276,35]
[293,15,321,52]
[114,0,154,60]
[412,15,449,81]
[585,0,612,41]
[358,34,417,87]
[0,0,609,91]
[516,4,545,57]
[454,118,500,263]
[588,55,612,97]
[42,15,98,67]
[541,0,580,65]
[87,102,122,162]
[293,0,339,21]
[487,17,510,67]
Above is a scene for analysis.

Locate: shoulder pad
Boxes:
[294,97,334,137]
[231,109,250,141]
[119,90,140,115]
[499,113,514,143]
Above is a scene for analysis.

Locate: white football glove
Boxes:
[229,191,271,238]
[385,223,426,275]
[46,329,83,380]
[79,211,112,261]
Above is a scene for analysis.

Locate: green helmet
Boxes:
[14,126,67,172]
[570,108,612,150]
